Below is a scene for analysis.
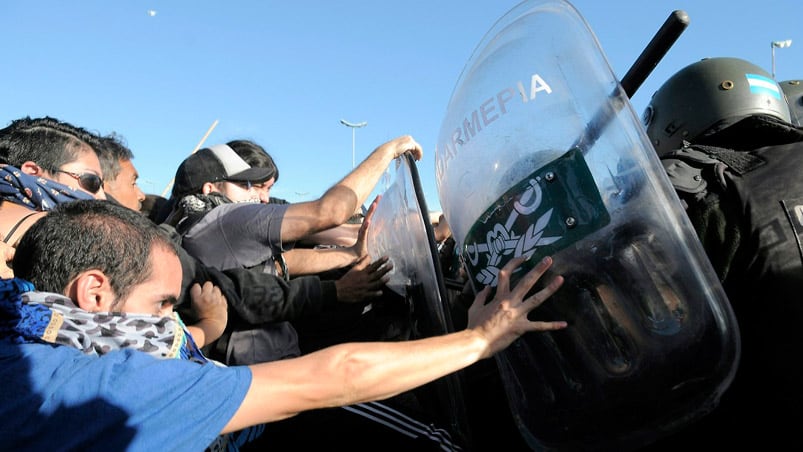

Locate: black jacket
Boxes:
[648,116,803,448]
[159,223,338,362]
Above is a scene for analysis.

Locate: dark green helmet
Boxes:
[643,57,792,155]
[780,80,803,126]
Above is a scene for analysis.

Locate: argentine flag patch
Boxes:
[746,73,781,99]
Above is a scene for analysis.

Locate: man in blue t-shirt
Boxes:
[1,199,568,451]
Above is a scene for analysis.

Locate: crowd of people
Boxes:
[0,117,566,451]
[1,53,802,450]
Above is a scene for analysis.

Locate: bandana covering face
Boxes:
[0,165,94,211]
[0,277,205,361]
[0,277,263,450]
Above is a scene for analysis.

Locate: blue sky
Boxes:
[2,0,801,213]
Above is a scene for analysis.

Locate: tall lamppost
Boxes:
[771,39,792,79]
[340,119,367,168]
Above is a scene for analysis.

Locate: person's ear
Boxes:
[19,161,45,176]
[201,182,217,195]
[67,270,117,313]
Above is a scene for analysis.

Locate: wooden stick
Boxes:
[160,119,219,198]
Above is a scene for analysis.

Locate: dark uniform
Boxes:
[642,58,803,447]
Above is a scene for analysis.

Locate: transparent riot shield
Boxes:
[366,154,470,446]
[435,0,740,450]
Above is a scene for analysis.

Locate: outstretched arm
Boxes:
[280,247,361,277]
[300,223,361,248]
[280,136,422,243]
[281,196,379,276]
[224,255,566,432]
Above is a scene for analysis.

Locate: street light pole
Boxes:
[771,39,792,79]
[340,119,368,168]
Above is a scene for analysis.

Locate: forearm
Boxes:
[280,138,419,242]
[316,136,420,227]
[301,224,360,247]
[283,247,358,276]
[320,148,394,222]
[224,329,486,432]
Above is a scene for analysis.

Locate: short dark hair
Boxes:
[91,132,135,183]
[228,139,280,183]
[0,116,95,172]
[14,200,179,304]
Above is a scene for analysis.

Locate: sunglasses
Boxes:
[53,169,104,194]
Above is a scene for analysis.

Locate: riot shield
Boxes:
[366,154,470,446]
[435,0,740,450]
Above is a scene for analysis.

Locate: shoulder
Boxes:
[206,202,288,223]
[11,343,247,387]
[0,342,252,450]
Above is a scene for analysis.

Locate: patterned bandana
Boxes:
[164,192,231,232]
[168,192,259,235]
[0,165,94,211]
[0,278,205,362]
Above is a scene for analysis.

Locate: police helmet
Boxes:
[780,80,803,126]
[643,57,792,155]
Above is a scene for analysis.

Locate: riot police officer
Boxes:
[642,57,803,447]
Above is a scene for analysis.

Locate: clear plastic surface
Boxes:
[366,156,469,442]
[435,1,740,449]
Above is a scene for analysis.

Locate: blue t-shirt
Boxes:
[0,341,252,451]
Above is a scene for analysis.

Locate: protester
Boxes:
[167,136,419,279]
[1,199,567,451]
[225,140,401,351]
[0,116,104,247]
[164,139,412,362]
[93,132,147,211]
